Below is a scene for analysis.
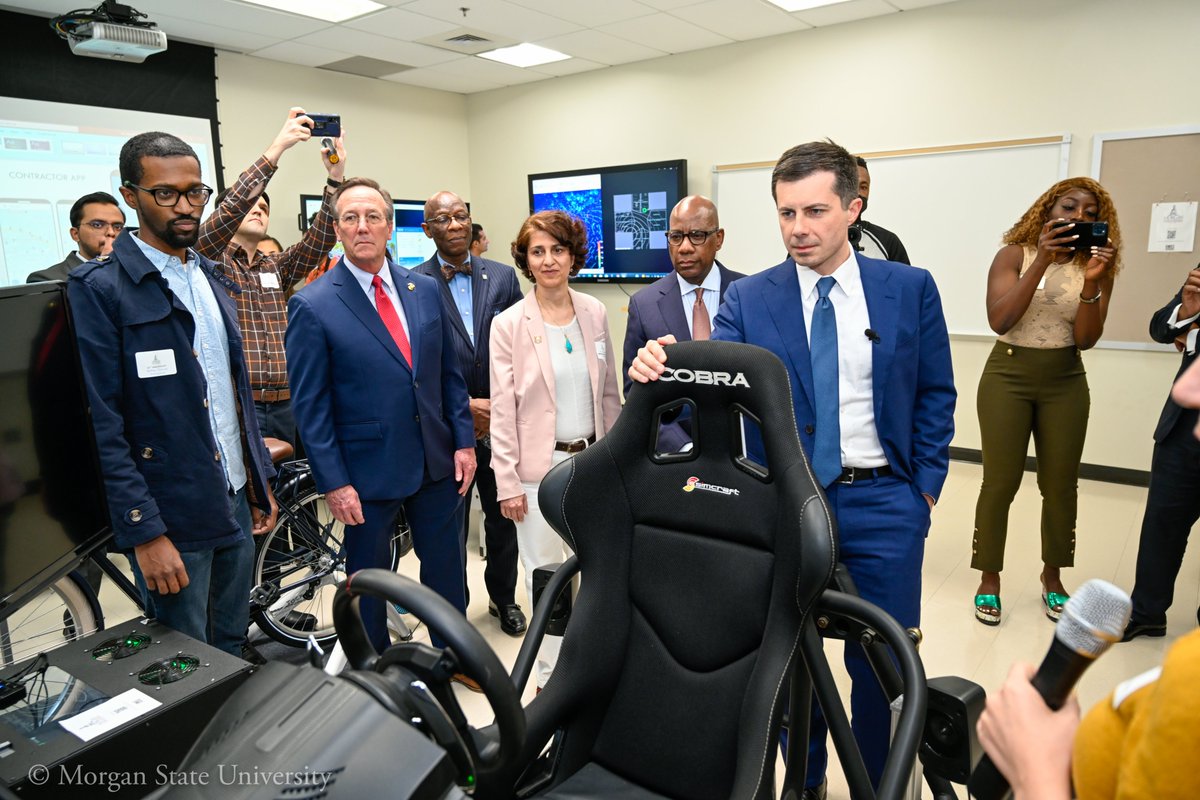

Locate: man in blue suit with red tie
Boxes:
[630,141,955,797]
[286,177,476,655]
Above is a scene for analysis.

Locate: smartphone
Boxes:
[1052,220,1109,251]
[306,114,341,138]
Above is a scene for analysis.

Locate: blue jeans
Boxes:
[132,488,255,656]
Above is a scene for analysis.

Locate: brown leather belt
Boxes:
[554,435,596,454]
[253,387,290,403]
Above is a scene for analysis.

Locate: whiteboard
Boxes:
[712,137,1070,336]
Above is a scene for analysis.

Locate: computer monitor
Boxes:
[0,282,109,609]
[527,159,687,283]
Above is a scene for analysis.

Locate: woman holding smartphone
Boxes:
[972,178,1122,626]
[489,210,621,687]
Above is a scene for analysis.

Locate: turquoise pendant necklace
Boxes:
[564,334,574,354]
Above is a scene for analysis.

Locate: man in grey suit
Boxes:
[27,192,126,282]
[622,195,746,399]
[412,191,527,636]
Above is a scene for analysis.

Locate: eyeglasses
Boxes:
[666,228,721,246]
[82,220,124,233]
[124,182,213,207]
[339,212,390,227]
[426,213,471,229]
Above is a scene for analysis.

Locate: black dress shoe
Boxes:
[488,602,526,637]
[1121,621,1167,642]
[801,779,827,800]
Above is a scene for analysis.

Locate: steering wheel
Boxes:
[332,569,525,792]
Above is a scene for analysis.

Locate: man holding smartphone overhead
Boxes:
[195,108,345,447]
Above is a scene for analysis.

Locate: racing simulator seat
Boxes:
[149,342,971,800]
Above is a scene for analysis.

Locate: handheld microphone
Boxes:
[968,579,1131,800]
[321,137,339,164]
[864,328,881,344]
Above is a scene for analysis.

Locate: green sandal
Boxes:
[974,594,1001,626]
[1042,588,1069,622]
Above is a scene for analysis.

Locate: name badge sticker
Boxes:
[135,349,177,378]
[259,272,280,289]
[595,340,606,361]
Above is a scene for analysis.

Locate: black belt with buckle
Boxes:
[837,464,894,484]
[554,435,596,454]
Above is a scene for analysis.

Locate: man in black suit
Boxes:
[1123,265,1200,641]
[413,191,527,636]
[853,156,910,265]
[27,192,125,282]
[622,194,746,399]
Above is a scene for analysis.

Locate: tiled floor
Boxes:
[94,460,1200,798]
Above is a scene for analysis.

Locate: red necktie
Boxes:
[372,274,412,367]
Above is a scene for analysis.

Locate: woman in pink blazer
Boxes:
[489,210,621,687]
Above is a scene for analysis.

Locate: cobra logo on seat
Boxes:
[659,368,749,388]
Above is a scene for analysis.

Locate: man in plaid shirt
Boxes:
[197,108,345,446]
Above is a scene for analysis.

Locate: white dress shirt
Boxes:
[676,266,721,338]
[344,256,410,339]
[795,248,887,468]
[1167,303,1199,355]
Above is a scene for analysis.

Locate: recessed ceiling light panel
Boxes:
[764,0,853,12]
[236,0,386,24]
[478,43,570,69]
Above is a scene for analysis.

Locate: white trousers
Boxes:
[515,449,575,687]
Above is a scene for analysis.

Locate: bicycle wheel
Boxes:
[251,484,404,648]
[0,571,103,667]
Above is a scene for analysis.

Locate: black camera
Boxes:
[306,113,341,138]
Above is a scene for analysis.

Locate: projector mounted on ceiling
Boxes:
[50,0,167,63]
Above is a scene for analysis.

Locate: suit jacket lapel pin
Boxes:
[534,335,542,344]
[406,282,415,291]
[482,273,488,280]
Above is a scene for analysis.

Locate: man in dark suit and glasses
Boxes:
[27,192,125,283]
[1123,264,1200,641]
[621,195,746,393]
[413,191,527,637]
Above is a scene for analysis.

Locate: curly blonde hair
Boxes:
[1003,177,1123,275]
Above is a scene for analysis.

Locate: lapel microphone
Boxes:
[864,328,881,344]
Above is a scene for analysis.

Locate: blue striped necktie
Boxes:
[810,275,841,486]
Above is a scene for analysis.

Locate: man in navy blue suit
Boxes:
[630,141,955,797]
[622,195,746,400]
[412,191,526,637]
[286,177,476,655]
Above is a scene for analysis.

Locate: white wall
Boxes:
[463,0,1200,472]
[214,52,471,249]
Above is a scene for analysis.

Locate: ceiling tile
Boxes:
[635,0,706,10]
[792,0,899,27]
[342,7,460,40]
[596,12,733,54]
[429,55,551,86]
[535,29,668,65]
[401,0,581,41]
[678,0,811,41]
[887,0,957,8]
[525,56,608,78]
[381,68,503,94]
[505,0,656,28]
[137,12,285,52]
[291,27,460,66]
[251,40,356,66]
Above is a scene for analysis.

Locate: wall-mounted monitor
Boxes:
[298,195,441,269]
[528,159,687,283]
